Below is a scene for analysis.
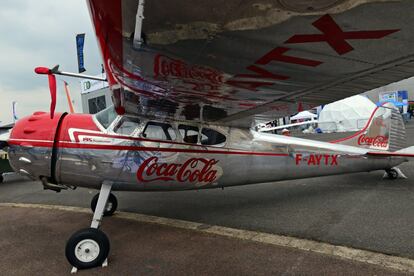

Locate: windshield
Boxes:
[94,105,117,129]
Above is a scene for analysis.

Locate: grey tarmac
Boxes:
[0,205,410,275]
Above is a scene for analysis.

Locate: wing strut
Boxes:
[133,0,145,48]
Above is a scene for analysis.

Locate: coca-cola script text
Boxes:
[358,134,388,148]
[137,157,219,183]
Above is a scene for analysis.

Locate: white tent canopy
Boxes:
[318,95,376,133]
[290,111,317,121]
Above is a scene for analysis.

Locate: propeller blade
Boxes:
[34,67,51,75]
[48,74,57,119]
[34,67,58,119]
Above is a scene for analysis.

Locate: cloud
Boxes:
[0,82,82,124]
[0,0,103,124]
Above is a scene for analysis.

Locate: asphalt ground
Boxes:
[0,205,409,276]
[0,119,413,274]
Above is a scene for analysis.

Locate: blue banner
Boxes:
[12,101,18,122]
[76,33,86,73]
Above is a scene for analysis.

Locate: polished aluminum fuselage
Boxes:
[8,114,404,192]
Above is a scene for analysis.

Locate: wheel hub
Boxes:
[75,239,100,263]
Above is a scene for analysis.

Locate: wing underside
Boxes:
[88,0,414,127]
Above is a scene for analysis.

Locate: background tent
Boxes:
[318,95,376,133]
[290,111,317,121]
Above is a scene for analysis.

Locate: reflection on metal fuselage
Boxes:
[7,111,404,192]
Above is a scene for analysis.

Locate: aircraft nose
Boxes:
[7,111,64,180]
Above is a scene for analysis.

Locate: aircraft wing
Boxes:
[88,0,414,127]
[0,124,13,149]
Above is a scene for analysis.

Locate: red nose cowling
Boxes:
[9,111,63,146]
[7,112,64,181]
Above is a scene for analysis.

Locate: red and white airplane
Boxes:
[2,0,414,270]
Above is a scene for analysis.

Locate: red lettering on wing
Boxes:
[285,14,399,55]
[234,65,290,80]
[255,47,322,67]
[154,54,224,83]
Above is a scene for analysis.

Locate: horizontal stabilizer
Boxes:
[367,146,414,158]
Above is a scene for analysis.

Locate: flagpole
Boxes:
[62,81,75,113]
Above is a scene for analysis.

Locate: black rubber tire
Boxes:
[91,193,118,216]
[386,169,399,179]
[0,174,3,183]
[65,228,110,269]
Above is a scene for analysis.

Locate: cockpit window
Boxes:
[178,125,199,144]
[113,117,140,136]
[201,128,226,145]
[143,122,176,141]
[94,105,117,129]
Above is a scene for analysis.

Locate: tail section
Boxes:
[388,108,406,151]
[331,102,406,152]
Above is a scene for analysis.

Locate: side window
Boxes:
[178,125,199,144]
[94,105,117,129]
[113,116,140,136]
[201,128,226,145]
[143,122,176,141]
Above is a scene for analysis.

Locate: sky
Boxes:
[0,1,102,125]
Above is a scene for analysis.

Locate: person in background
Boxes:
[281,128,290,136]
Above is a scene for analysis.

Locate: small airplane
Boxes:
[2,0,414,271]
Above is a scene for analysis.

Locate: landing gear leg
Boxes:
[66,181,113,272]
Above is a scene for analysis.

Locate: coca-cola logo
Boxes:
[137,157,220,183]
[357,134,389,148]
[154,55,224,83]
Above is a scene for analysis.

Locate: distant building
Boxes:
[364,76,414,103]
[80,75,111,114]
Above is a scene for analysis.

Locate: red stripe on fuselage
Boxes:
[8,139,288,157]
[70,128,274,153]
[70,130,235,149]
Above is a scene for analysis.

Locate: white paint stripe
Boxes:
[1,202,414,273]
